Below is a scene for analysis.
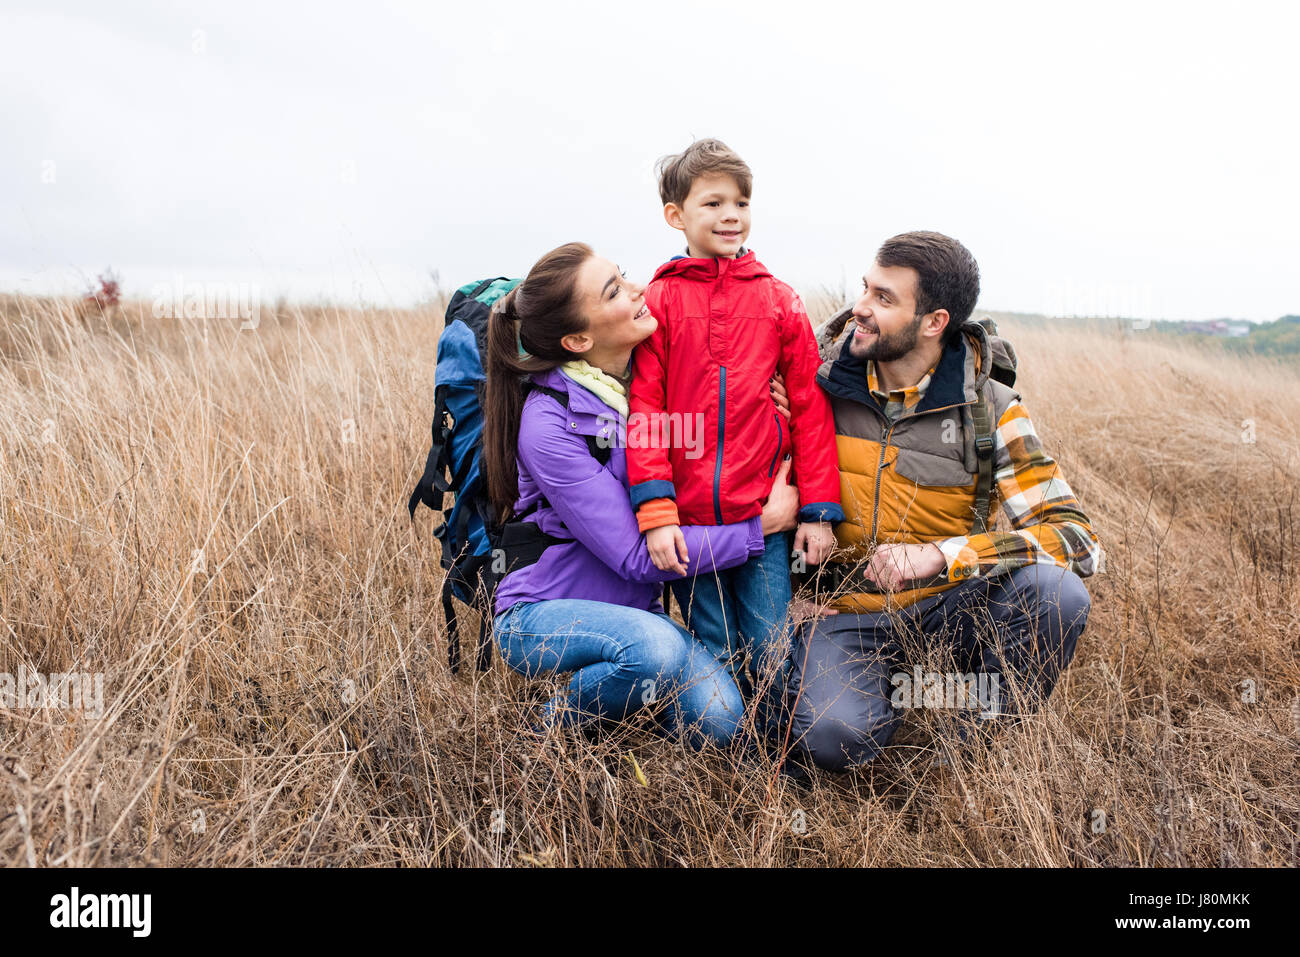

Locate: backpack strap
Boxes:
[475,613,494,673]
[408,384,453,518]
[969,399,996,536]
[441,575,463,673]
[466,277,508,300]
[526,383,613,466]
[497,383,613,541]
[442,543,497,675]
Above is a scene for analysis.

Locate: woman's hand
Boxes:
[769,372,791,420]
[761,456,800,535]
[646,524,689,576]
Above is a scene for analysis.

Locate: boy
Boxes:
[628,137,843,694]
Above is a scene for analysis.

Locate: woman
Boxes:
[483,242,799,747]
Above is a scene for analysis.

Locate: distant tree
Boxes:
[1245,315,1300,355]
[84,270,122,312]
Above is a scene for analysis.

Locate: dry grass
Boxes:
[0,292,1296,867]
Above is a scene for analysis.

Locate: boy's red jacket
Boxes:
[628,250,844,529]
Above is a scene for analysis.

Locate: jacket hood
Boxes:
[651,248,771,283]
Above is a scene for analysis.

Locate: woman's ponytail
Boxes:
[482,242,595,519]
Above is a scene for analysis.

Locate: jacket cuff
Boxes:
[745,516,766,556]
[636,498,680,532]
[936,536,981,581]
[798,501,844,524]
[630,479,676,508]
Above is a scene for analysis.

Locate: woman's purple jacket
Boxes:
[492,367,766,617]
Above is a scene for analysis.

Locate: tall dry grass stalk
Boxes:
[0,292,1296,867]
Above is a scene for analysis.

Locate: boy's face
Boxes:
[664,172,751,259]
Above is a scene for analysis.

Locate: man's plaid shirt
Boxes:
[867,358,1101,584]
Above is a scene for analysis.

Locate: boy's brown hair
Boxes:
[655,138,753,207]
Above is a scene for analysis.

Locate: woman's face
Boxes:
[571,254,658,355]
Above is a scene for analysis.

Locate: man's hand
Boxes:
[793,521,835,566]
[646,524,689,575]
[864,542,947,592]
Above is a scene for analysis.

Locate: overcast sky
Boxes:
[3,0,1296,320]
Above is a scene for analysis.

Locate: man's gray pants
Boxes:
[785,564,1091,772]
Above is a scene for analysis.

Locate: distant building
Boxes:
[1181,320,1251,337]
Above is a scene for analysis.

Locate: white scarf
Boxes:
[560,360,629,418]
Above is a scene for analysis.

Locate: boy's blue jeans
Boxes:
[668,531,793,700]
[493,598,744,748]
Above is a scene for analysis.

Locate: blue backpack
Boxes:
[408,277,519,673]
[409,276,615,674]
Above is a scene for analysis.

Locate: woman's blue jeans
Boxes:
[493,599,744,748]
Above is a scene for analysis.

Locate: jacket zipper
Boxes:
[869,422,894,543]
[767,413,783,478]
[867,399,976,542]
[713,366,727,524]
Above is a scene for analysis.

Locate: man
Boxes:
[786,230,1100,772]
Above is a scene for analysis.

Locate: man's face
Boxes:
[847,262,926,362]
[664,172,751,259]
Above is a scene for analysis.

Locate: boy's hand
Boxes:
[788,597,840,622]
[646,524,689,575]
[793,521,834,566]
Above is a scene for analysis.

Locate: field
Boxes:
[1,292,1296,867]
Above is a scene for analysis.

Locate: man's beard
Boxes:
[848,313,923,362]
